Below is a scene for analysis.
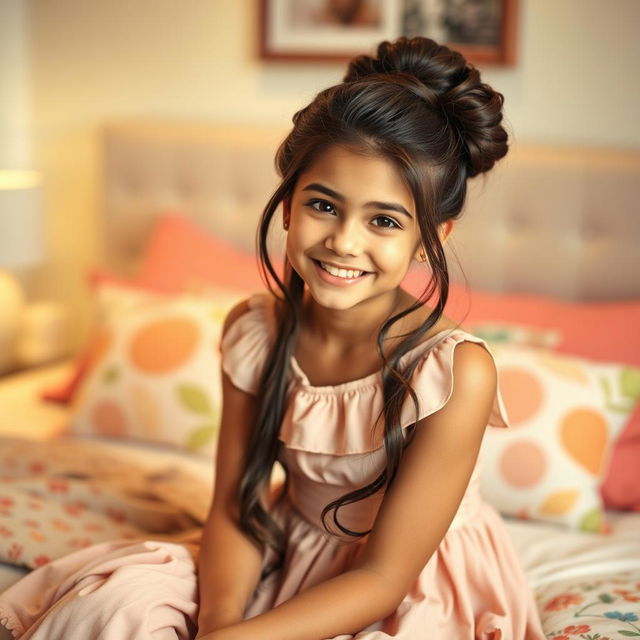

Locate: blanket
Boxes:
[0,436,211,571]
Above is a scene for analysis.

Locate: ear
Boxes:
[438,219,455,245]
[413,220,455,262]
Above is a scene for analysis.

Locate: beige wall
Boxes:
[17,0,640,346]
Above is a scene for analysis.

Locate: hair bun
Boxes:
[344,36,508,177]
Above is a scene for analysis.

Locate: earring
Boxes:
[419,250,426,262]
[284,221,289,230]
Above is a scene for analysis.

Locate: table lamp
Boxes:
[0,169,44,374]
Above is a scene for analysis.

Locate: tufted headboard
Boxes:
[102,120,640,301]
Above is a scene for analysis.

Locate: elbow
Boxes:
[356,565,412,616]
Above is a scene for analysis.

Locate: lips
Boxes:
[311,259,372,286]
[313,259,371,277]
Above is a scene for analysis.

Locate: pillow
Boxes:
[466,323,561,350]
[67,283,244,456]
[41,213,271,405]
[401,270,640,366]
[40,274,167,405]
[536,573,640,639]
[412,276,640,513]
[480,342,640,532]
[136,213,267,294]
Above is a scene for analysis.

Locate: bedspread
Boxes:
[0,436,211,571]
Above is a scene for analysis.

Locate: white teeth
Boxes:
[320,262,364,279]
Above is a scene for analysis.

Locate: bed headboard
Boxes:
[102,120,640,301]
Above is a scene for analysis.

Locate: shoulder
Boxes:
[450,340,497,393]
[219,293,277,395]
[221,291,278,338]
[222,298,253,338]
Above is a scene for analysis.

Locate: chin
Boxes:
[305,286,363,311]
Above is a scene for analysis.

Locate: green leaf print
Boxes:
[579,507,603,533]
[620,368,640,400]
[101,366,120,385]
[177,384,212,415]
[186,424,218,452]
[618,631,640,637]
[598,592,615,603]
[600,375,635,414]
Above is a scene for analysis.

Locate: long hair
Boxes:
[237,36,508,577]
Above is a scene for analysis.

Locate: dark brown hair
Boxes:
[237,36,508,577]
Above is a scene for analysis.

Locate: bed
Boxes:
[1,120,639,638]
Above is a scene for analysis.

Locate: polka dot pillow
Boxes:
[480,342,640,532]
[68,284,245,456]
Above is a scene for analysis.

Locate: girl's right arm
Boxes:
[196,301,266,635]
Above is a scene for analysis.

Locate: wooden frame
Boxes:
[258,0,518,66]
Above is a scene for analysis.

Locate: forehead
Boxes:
[296,145,415,210]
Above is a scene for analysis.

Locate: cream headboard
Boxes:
[102,120,640,301]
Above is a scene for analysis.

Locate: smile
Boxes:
[312,259,372,286]
[319,261,366,279]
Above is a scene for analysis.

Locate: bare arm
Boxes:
[201,341,498,640]
[197,301,270,635]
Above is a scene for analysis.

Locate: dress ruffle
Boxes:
[220,293,511,455]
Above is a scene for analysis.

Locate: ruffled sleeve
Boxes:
[279,330,510,455]
[397,332,511,431]
[219,292,276,395]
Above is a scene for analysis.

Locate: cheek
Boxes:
[288,216,322,250]
[375,240,415,269]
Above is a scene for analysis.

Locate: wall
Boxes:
[22,0,640,347]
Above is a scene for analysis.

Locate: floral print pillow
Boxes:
[538,573,640,639]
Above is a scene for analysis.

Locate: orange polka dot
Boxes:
[129,316,200,374]
[560,408,608,475]
[497,367,544,426]
[539,489,579,515]
[500,439,547,487]
[91,400,128,437]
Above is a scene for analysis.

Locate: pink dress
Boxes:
[0,292,545,639]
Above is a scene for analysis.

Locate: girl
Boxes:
[0,36,545,640]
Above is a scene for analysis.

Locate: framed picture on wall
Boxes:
[258,0,518,66]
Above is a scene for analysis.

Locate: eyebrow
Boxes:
[301,182,414,219]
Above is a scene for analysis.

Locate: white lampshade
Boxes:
[0,169,44,373]
[0,169,43,269]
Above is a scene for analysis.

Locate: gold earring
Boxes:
[419,250,426,262]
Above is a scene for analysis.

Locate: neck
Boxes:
[301,288,405,351]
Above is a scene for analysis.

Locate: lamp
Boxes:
[0,169,44,373]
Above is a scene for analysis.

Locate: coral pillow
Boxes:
[480,342,640,531]
[136,213,266,294]
[67,284,244,456]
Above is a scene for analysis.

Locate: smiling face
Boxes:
[283,145,426,315]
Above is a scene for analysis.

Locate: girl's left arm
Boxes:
[203,341,497,640]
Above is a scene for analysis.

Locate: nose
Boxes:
[324,218,363,257]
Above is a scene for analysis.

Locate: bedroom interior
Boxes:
[1,1,639,637]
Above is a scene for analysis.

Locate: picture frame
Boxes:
[258,0,518,66]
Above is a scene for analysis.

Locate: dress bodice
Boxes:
[220,292,511,536]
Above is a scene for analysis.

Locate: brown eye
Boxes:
[308,199,337,215]
[372,215,401,230]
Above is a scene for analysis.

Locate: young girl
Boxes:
[0,36,545,639]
